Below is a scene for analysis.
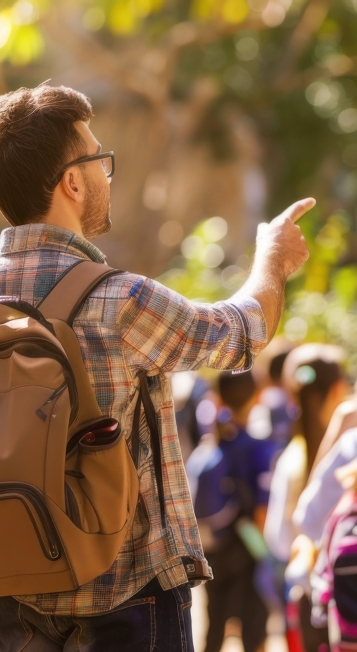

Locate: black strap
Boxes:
[131,389,142,469]
[134,372,167,530]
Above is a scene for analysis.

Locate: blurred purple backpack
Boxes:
[311,490,357,644]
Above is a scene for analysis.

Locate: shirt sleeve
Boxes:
[118,275,267,373]
[293,428,357,544]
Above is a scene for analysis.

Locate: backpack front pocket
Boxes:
[65,418,132,535]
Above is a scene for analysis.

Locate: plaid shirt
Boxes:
[0,223,266,616]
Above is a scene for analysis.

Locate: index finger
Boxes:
[280,197,316,224]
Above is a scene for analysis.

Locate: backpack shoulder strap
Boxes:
[37,260,166,522]
[35,261,124,431]
[37,260,123,324]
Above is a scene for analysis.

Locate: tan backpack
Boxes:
[0,260,148,596]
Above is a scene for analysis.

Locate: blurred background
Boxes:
[3,3,357,650]
[1,0,357,370]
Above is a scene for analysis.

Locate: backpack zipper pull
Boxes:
[36,382,67,421]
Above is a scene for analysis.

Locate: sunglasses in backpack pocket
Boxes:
[64,417,132,535]
[67,418,122,456]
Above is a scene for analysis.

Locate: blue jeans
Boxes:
[0,578,194,651]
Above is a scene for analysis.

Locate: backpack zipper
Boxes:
[0,482,61,560]
[64,482,82,529]
[0,337,79,424]
[36,382,67,421]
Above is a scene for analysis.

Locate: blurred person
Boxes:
[264,343,349,652]
[309,392,357,475]
[258,345,297,446]
[310,457,357,651]
[293,424,357,548]
[0,82,312,651]
[291,406,357,651]
[264,344,349,561]
[186,369,282,652]
[172,371,214,461]
[247,343,297,614]
[248,340,296,448]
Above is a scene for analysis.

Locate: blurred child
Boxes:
[248,343,296,448]
[247,346,298,616]
[186,369,279,652]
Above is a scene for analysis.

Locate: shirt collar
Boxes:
[0,223,106,263]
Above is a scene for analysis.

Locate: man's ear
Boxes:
[60,168,85,203]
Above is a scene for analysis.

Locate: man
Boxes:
[0,83,312,651]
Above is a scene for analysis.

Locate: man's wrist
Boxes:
[251,249,288,288]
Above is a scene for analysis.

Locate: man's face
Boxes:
[81,168,112,239]
[74,121,112,239]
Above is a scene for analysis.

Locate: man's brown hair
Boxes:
[0,83,93,225]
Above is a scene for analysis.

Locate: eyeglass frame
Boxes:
[51,151,115,188]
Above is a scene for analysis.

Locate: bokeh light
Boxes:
[158,221,184,247]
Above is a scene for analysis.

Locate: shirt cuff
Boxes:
[227,295,267,355]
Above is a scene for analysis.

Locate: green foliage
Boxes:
[0,2,46,64]
[0,0,253,44]
[190,0,249,23]
[280,209,357,373]
[97,0,166,35]
[157,215,240,302]
[158,207,357,376]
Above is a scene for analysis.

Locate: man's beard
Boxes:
[80,176,111,239]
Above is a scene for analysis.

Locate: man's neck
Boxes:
[42,188,84,237]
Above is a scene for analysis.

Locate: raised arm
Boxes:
[233,198,314,342]
[119,199,313,374]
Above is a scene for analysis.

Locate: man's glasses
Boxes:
[52,151,115,188]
